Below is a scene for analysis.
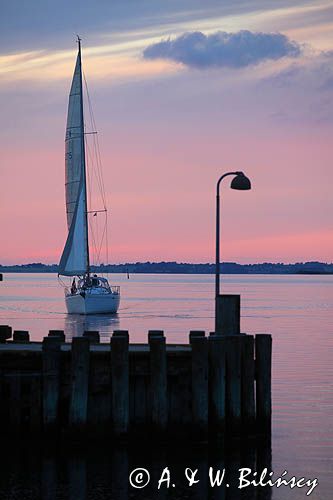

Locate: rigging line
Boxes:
[94,212,106,267]
[94,133,108,208]
[90,122,106,209]
[92,124,106,200]
[92,138,106,209]
[86,139,106,213]
[83,70,107,209]
[106,209,109,274]
[93,125,107,206]
[85,133,106,213]
[98,217,107,266]
[93,135,106,208]
[88,215,99,267]
[88,210,107,268]
[96,216,107,264]
[82,69,110,269]
[85,130,93,214]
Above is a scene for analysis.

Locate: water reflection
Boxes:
[63,313,120,342]
[0,438,273,500]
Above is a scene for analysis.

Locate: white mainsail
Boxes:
[59,43,89,276]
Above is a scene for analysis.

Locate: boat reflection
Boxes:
[63,312,120,342]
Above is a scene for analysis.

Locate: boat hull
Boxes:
[65,292,120,315]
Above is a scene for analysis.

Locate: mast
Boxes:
[77,36,90,275]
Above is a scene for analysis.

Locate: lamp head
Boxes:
[230,172,251,190]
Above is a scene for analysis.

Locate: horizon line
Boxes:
[1,261,332,267]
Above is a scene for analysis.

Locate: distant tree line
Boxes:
[0,261,332,274]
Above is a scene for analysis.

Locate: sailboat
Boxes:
[58,37,120,315]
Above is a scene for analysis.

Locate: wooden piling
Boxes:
[13,330,30,343]
[149,331,168,433]
[113,330,129,339]
[42,457,57,500]
[255,334,272,433]
[48,330,65,342]
[83,331,100,343]
[29,374,42,433]
[0,325,12,343]
[111,448,129,500]
[190,332,208,437]
[208,336,226,433]
[111,332,129,436]
[241,335,255,432]
[8,371,21,432]
[42,337,61,432]
[148,330,164,339]
[68,457,87,500]
[0,327,272,439]
[215,294,240,335]
[225,336,242,434]
[69,337,90,430]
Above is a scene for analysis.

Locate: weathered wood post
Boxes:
[13,330,30,343]
[42,336,61,433]
[148,330,168,433]
[215,294,240,335]
[48,330,65,342]
[8,370,21,432]
[69,337,90,431]
[190,331,208,438]
[111,331,129,436]
[42,456,57,500]
[68,457,87,500]
[255,334,272,434]
[0,325,12,343]
[208,335,226,433]
[256,435,272,500]
[29,373,42,433]
[83,331,100,343]
[225,336,242,435]
[111,447,129,500]
[241,335,255,432]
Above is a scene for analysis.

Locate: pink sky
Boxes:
[1,0,333,265]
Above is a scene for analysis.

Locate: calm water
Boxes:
[0,273,332,499]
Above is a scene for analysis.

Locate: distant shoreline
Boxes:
[0,261,332,275]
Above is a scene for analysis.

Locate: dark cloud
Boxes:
[143,30,302,68]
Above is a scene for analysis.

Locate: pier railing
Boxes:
[0,326,271,440]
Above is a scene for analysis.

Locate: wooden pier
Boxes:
[0,325,271,440]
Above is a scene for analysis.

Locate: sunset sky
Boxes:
[1,0,332,265]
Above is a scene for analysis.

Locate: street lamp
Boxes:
[215,171,251,333]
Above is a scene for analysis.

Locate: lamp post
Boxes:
[215,171,251,334]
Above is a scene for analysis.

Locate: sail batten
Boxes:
[59,43,89,277]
